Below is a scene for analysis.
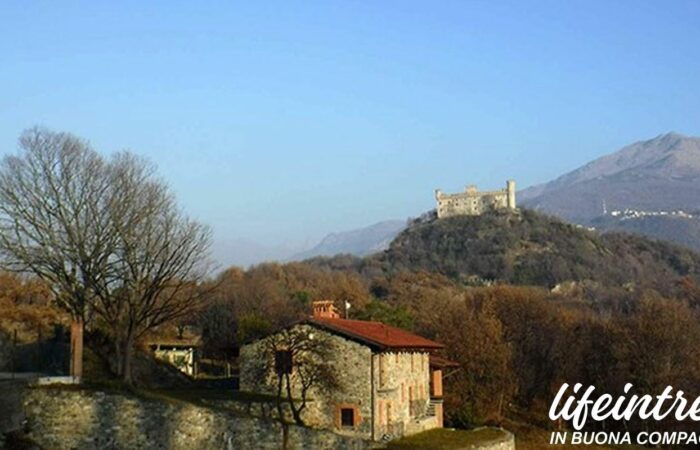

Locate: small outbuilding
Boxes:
[147,329,201,377]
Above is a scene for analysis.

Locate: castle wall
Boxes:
[435,180,516,218]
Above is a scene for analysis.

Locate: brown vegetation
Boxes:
[194,255,700,438]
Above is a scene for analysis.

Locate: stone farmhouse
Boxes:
[239,300,458,442]
[435,180,516,218]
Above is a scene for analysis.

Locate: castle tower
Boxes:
[506,180,516,209]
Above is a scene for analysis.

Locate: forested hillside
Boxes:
[379,209,700,288]
[9,205,700,437]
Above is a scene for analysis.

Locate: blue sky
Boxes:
[2,1,700,265]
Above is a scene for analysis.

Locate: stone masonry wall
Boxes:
[435,180,516,218]
[0,380,25,435]
[239,326,442,441]
[20,387,373,450]
[373,351,437,439]
[240,325,374,440]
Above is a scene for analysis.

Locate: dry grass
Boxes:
[505,419,645,450]
[385,428,510,450]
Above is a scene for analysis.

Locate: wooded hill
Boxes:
[375,208,700,289]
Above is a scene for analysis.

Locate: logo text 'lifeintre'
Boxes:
[549,383,700,430]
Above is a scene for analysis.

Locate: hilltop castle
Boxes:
[435,180,516,218]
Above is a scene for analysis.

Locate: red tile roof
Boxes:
[308,318,444,351]
[429,354,460,369]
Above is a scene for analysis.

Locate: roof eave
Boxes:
[305,319,444,352]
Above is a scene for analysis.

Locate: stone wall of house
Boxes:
[373,351,437,439]
[239,324,374,440]
[239,325,445,442]
[18,387,373,450]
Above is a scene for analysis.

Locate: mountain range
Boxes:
[293,132,700,260]
[520,132,700,223]
[290,220,407,260]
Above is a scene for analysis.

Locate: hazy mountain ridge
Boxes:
[520,132,700,223]
[291,220,407,260]
[239,132,700,265]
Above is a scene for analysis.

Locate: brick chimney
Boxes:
[312,300,340,319]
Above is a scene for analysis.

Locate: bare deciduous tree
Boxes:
[90,153,213,383]
[0,128,113,377]
[0,128,213,383]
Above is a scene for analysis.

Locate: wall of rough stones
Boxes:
[0,380,26,435]
[20,387,373,450]
[239,324,374,439]
[372,351,436,439]
[10,386,517,450]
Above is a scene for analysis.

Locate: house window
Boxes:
[275,350,292,375]
[341,408,355,427]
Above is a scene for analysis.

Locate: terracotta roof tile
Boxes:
[308,318,444,350]
[429,354,460,368]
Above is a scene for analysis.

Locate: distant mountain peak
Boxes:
[519,132,700,223]
[656,131,686,140]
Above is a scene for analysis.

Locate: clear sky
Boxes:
[2,1,700,265]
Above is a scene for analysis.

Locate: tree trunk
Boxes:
[69,319,84,381]
[284,372,304,426]
[114,338,123,377]
[120,332,136,385]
